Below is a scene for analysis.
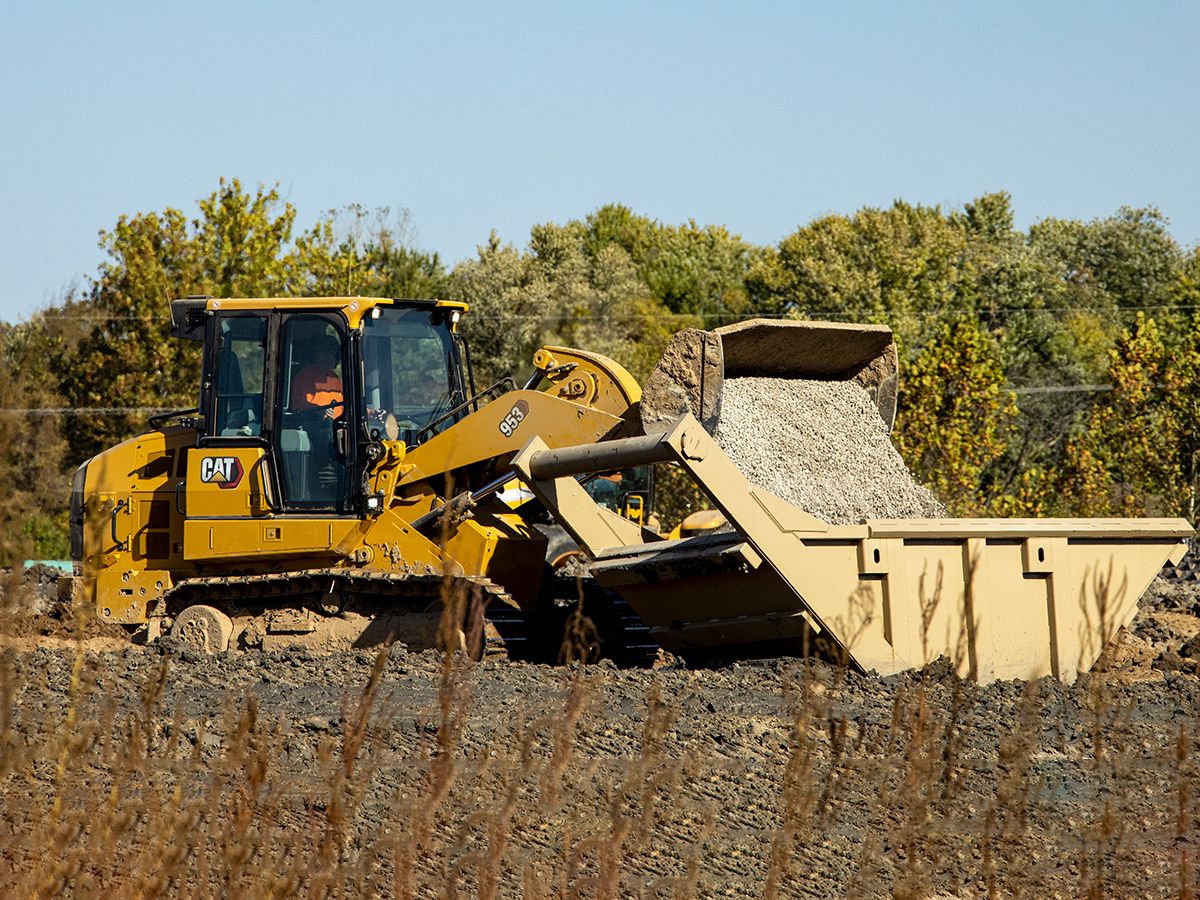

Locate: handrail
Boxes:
[413,378,516,446]
[148,407,200,429]
[110,499,129,552]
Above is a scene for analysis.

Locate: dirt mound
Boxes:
[0,576,1196,896]
[0,566,128,646]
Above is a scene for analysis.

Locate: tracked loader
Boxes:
[67,297,1191,682]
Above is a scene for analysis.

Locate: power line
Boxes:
[0,384,1125,416]
[1008,384,1112,395]
[0,407,177,416]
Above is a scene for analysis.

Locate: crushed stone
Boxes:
[715,377,944,524]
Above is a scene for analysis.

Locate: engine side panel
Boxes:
[80,427,196,624]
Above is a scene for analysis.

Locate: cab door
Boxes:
[182,310,362,562]
[182,312,277,559]
[272,312,354,511]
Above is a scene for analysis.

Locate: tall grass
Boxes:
[0,571,1196,897]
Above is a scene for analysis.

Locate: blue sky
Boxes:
[2,1,1197,322]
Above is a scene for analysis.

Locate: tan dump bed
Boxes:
[513,417,1192,684]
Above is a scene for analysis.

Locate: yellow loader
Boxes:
[66,296,1190,681]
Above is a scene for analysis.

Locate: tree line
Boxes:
[4,178,1198,562]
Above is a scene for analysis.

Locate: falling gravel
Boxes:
[716,377,944,524]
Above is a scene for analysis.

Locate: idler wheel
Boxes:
[170,605,234,653]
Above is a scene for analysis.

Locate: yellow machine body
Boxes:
[71,296,641,652]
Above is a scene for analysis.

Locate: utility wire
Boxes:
[1007,384,1112,395]
[0,410,180,417]
[0,384,1127,415]
[17,304,1200,325]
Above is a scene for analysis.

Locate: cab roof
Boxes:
[170,296,468,336]
[204,296,467,328]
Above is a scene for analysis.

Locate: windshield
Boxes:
[362,307,458,437]
[585,465,652,511]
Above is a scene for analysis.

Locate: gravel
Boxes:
[715,377,944,524]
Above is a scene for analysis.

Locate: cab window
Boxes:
[213,316,266,437]
[362,307,457,442]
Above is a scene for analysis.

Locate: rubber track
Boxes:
[550,574,660,667]
[166,569,526,659]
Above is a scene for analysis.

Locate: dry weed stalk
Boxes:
[1174,722,1197,900]
[392,497,491,895]
[980,681,1041,899]
[764,664,825,900]
[541,667,594,811]
[473,713,540,900]
[1076,573,1137,900]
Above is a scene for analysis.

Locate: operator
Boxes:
[291,337,343,418]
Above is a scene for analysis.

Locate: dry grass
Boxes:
[0,572,1197,897]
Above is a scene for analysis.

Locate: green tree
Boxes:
[745,200,969,345]
[1076,312,1200,520]
[0,316,73,561]
[449,220,686,386]
[448,232,554,387]
[289,206,449,299]
[580,204,757,325]
[894,319,1018,514]
[60,179,297,463]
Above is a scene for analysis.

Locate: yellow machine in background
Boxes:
[68,296,1192,681]
[69,296,643,656]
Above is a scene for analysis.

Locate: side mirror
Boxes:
[622,492,646,525]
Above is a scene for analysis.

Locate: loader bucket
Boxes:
[640,319,899,435]
[512,417,1193,684]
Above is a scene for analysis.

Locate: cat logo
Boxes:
[199,456,244,490]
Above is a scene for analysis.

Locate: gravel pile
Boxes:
[716,377,944,524]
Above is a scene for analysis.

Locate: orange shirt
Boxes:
[291,364,343,418]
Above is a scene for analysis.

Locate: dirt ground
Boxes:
[0,569,1198,897]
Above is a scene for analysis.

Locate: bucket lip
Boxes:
[713,318,893,339]
[865,517,1195,539]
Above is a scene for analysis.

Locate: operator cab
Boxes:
[176,297,471,515]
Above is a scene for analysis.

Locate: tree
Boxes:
[289,206,450,299]
[60,179,297,464]
[634,221,756,325]
[0,316,73,561]
[744,200,969,346]
[1074,313,1200,520]
[894,319,1018,514]
[450,220,688,387]
[580,204,758,326]
[447,232,553,387]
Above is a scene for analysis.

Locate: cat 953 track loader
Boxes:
[66,296,1191,682]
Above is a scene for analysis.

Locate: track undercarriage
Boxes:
[160,570,526,660]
